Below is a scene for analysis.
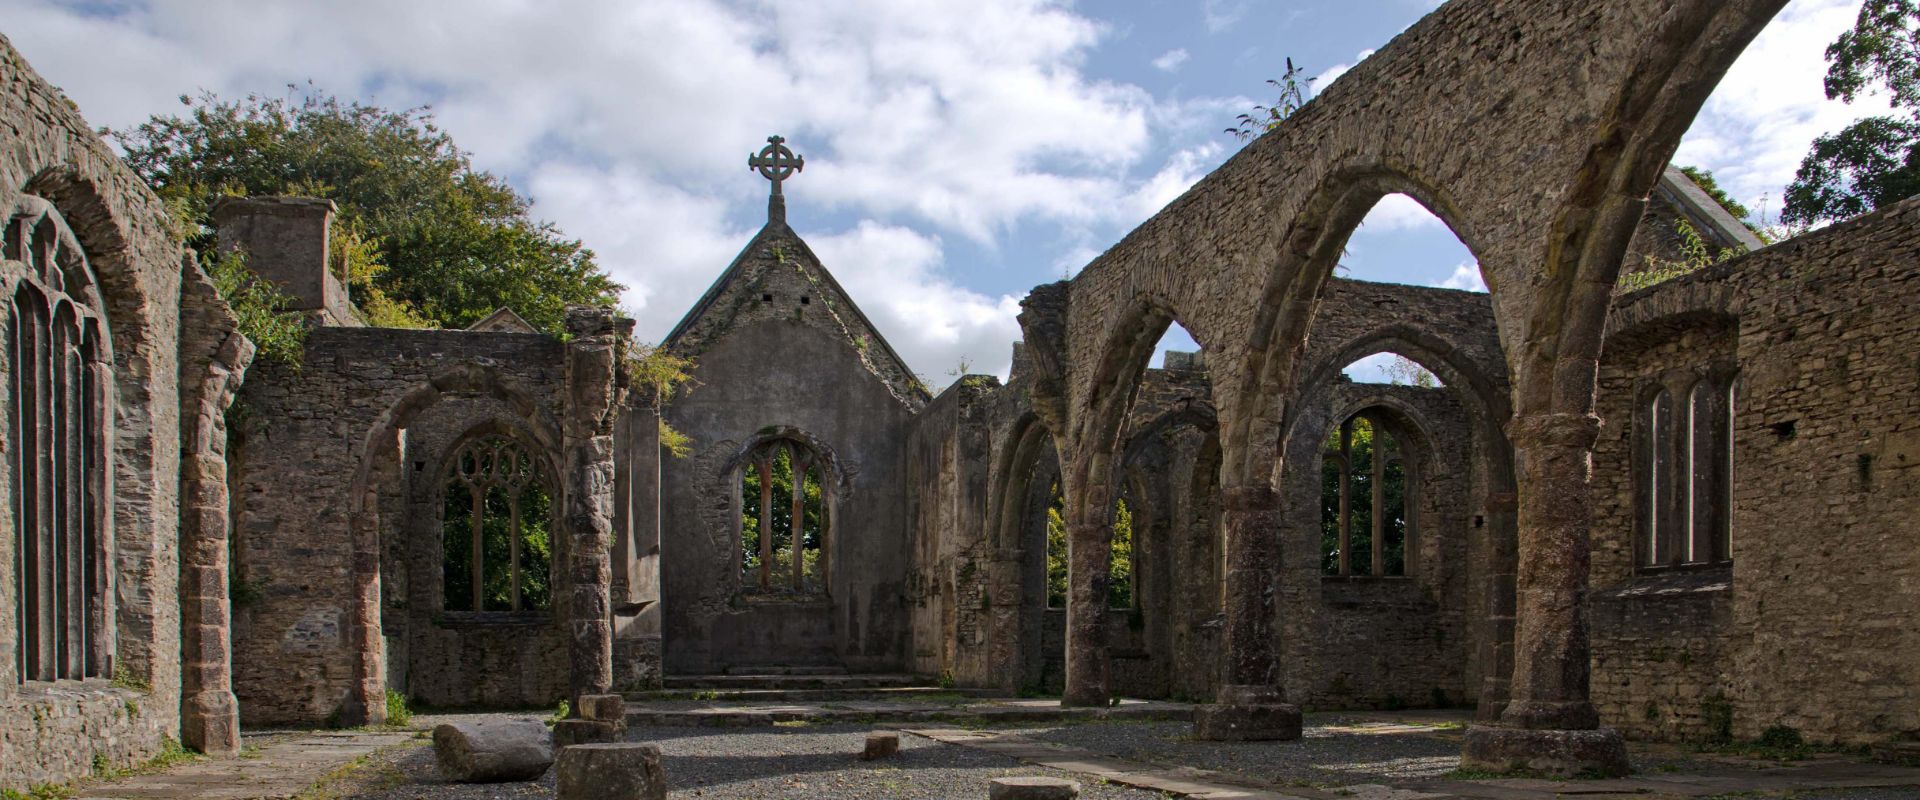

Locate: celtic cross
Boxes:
[749,135,804,224]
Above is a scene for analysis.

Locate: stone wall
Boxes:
[1589,198,1920,744]
[380,396,568,710]
[1282,381,1481,710]
[231,327,567,725]
[1,32,205,790]
[659,223,918,674]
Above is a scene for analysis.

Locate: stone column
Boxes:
[1462,413,1626,776]
[180,331,253,754]
[1475,491,1518,724]
[1194,484,1301,741]
[1067,464,1113,705]
[563,307,625,712]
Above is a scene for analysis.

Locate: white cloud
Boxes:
[1436,262,1487,292]
[1357,192,1446,232]
[1125,141,1225,222]
[807,221,1025,380]
[1675,0,1891,222]
[1312,48,1375,92]
[1152,48,1190,73]
[1203,0,1248,33]
[0,0,1252,382]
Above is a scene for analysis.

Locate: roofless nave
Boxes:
[4,0,1920,792]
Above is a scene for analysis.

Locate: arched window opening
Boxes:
[442,436,553,612]
[1044,481,1066,609]
[1639,375,1735,569]
[1149,321,1203,369]
[1321,414,1410,577]
[1341,193,1484,292]
[739,439,828,594]
[1342,352,1445,387]
[7,198,112,683]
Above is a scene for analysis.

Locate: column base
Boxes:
[182,689,241,755]
[1193,703,1302,741]
[1461,725,1629,778]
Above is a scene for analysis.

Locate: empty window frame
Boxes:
[1321,413,1411,577]
[1637,374,1735,569]
[738,439,829,594]
[7,198,112,683]
[442,436,554,612]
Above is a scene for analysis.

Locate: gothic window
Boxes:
[1638,374,1734,569]
[7,197,112,683]
[1321,413,1411,577]
[739,439,828,594]
[442,436,553,612]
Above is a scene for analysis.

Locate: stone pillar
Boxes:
[179,331,253,754]
[1194,484,1300,741]
[1476,491,1518,724]
[1061,513,1110,707]
[563,307,626,711]
[1462,413,1626,776]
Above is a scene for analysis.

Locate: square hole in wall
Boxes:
[801,295,810,305]
[762,293,773,302]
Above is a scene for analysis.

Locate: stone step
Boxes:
[624,685,1002,703]
[623,698,1195,728]
[723,664,849,676]
[661,673,923,690]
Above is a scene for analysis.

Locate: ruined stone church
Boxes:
[5,0,1920,789]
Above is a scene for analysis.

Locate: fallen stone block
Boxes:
[431,718,554,783]
[862,731,900,760]
[556,742,667,800]
[553,718,622,748]
[990,776,1080,799]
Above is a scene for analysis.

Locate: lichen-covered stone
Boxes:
[554,743,666,800]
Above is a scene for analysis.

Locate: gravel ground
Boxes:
[331,720,1165,799]
[999,716,1464,788]
[1797,789,1920,800]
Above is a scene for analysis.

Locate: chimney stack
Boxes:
[212,196,356,326]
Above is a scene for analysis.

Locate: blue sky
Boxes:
[0,0,1884,384]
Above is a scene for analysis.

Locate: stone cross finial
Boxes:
[749,135,804,223]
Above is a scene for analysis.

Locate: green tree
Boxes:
[1040,486,1135,609]
[740,446,825,592]
[1784,0,1920,225]
[1108,499,1134,609]
[1320,417,1407,576]
[1046,487,1068,608]
[110,88,622,334]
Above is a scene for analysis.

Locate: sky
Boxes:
[0,0,1888,386]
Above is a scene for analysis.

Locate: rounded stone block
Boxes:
[556,742,667,800]
[1193,703,1303,742]
[862,731,900,760]
[1460,725,1629,778]
[990,776,1080,799]
[432,719,554,783]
